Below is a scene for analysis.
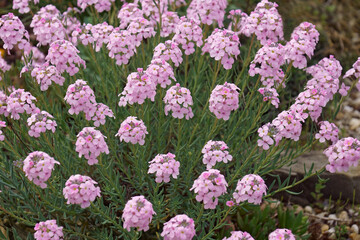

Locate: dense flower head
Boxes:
[190,169,228,209]
[285,22,319,69]
[23,151,60,188]
[30,6,66,46]
[64,79,96,115]
[201,140,233,169]
[161,214,196,240]
[91,22,114,52]
[344,57,360,90]
[139,0,167,23]
[107,29,137,66]
[0,121,6,141]
[71,23,94,46]
[223,231,255,240]
[115,116,148,145]
[6,89,39,120]
[153,40,183,67]
[63,174,101,208]
[61,7,82,36]
[0,56,11,81]
[202,29,240,69]
[268,228,296,240]
[119,68,156,106]
[31,62,65,91]
[127,17,156,47]
[34,220,63,240]
[241,0,283,45]
[46,40,86,76]
[146,58,176,88]
[209,82,240,120]
[233,174,267,205]
[117,3,144,29]
[160,11,180,37]
[122,195,156,232]
[0,13,31,53]
[163,83,194,120]
[306,55,342,80]
[228,9,248,33]
[315,121,339,144]
[324,137,360,173]
[27,111,57,138]
[148,153,180,183]
[187,0,227,28]
[85,103,114,127]
[258,87,280,108]
[169,0,186,8]
[77,0,114,12]
[13,0,39,14]
[173,17,203,55]
[76,127,109,165]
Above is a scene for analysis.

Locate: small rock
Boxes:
[351,224,360,234]
[321,224,329,234]
[328,214,337,225]
[328,232,336,239]
[294,205,303,214]
[350,118,360,130]
[345,106,354,112]
[349,209,355,216]
[317,212,327,218]
[304,206,313,213]
[338,210,349,221]
[351,98,360,108]
[350,233,360,240]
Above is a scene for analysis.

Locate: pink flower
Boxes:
[315,121,338,144]
[161,214,196,240]
[76,127,109,165]
[23,151,60,188]
[0,121,5,141]
[153,40,183,67]
[343,57,360,91]
[6,89,39,120]
[187,0,227,28]
[201,140,233,169]
[117,3,144,29]
[148,153,180,183]
[64,79,96,116]
[190,169,228,209]
[115,116,148,145]
[85,103,114,127]
[31,62,65,91]
[268,228,296,240]
[122,195,156,232]
[258,87,280,108]
[145,58,176,88]
[233,174,267,205]
[209,82,239,120]
[127,17,156,47]
[223,231,254,240]
[77,0,114,12]
[27,111,57,138]
[34,220,63,240]
[163,84,194,120]
[0,55,11,81]
[13,0,39,14]
[63,174,101,208]
[107,29,137,66]
[160,12,180,37]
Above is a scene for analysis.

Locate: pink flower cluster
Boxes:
[115,116,148,145]
[31,63,65,91]
[249,42,285,88]
[139,0,167,23]
[30,5,66,46]
[85,103,114,127]
[241,0,284,45]
[258,87,280,108]
[187,0,227,28]
[71,24,94,46]
[285,22,319,69]
[128,17,156,47]
[173,17,203,55]
[153,40,183,67]
[324,137,360,173]
[201,140,233,169]
[190,169,228,209]
[23,151,60,189]
[233,174,267,205]
[209,82,239,120]
[344,57,360,91]
[117,3,143,29]
[107,29,136,66]
[34,220,63,240]
[160,12,180,37]
[27,111,57,138]
[223,231,254,240]
[77,0,114,12]
[46,40,86,76]
[0,13,31,53]
[76,127,109,165]
[0,121,5,141]
[146,58,176,88]
[202,29,240,69]
[315,121,339,143]
[63,174,101,208]
[13,0,39,14]
[227,9,248,33]
[91,22,114,51]
[268,229,295,240]
[161,214,196,240]
[119,68,156,106]
[0,90,8,116]
[164,83,194,120]
[122,195,156,232]
[148,153,180,183]
[64,79,96,115]
[0,56,11,81]
[6,89,39,120]
[61,7,81,36]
